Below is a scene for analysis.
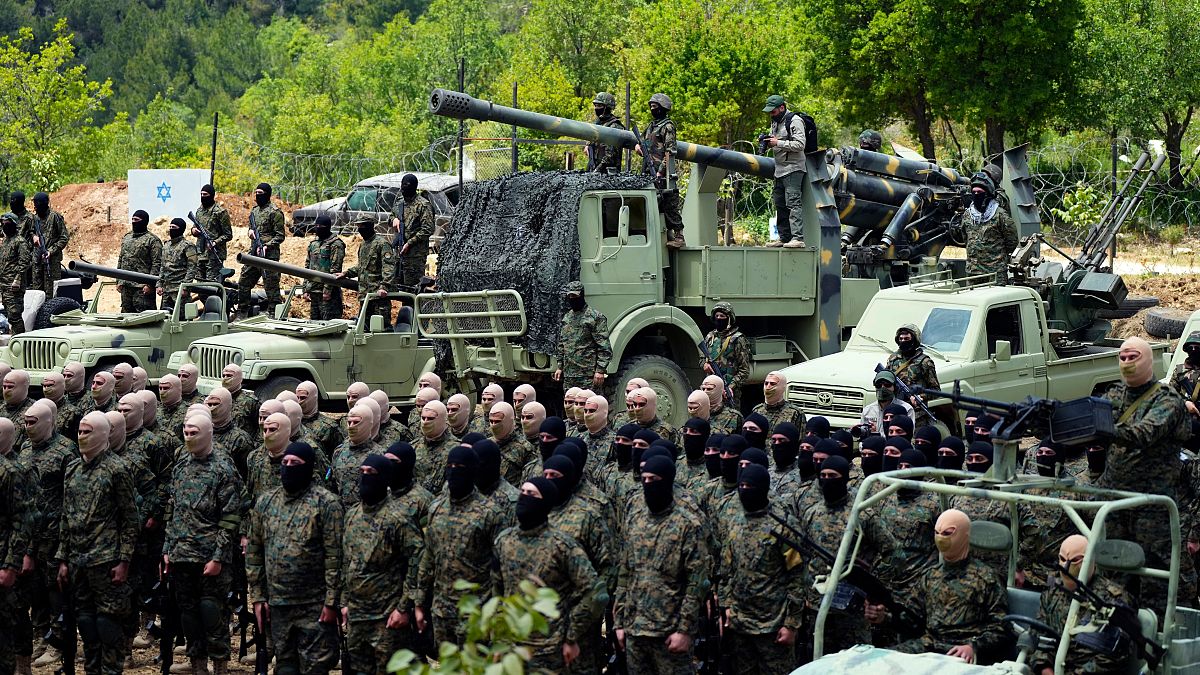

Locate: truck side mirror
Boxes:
[993,340,1012,362]
[618,205,630,245]
[369,315,384,333]
[182,303,199,321]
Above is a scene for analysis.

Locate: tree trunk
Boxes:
[908,92,936,160]
[1164,107,1194,189]
[984,118,1006,159]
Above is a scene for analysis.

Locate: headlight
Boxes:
[232,352,244,366]
[58,342,70,358]
[8,341,20,357]
[188,346,199,362]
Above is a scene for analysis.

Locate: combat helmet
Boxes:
[648,93,673,111]
[593,92,617,109]
[857,129,883,152]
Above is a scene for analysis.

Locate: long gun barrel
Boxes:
[235,253,358,291]
[429,88,777,179]
[68,260,158,286]
[1075,151,1165,273]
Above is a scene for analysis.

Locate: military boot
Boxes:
[211,659,229,675]
[32,646,61,668]
[191,656,209,675]
[15,655,32,675]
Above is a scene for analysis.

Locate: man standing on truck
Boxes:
[956,171,1017,285]
[586,92,625,174]
[391,173,434,291]
[157,218,199,314]
[761,94,808,249]
[700,302,751,408]
[304,214,345,321]
[886,324,939,427]
[117,209,162,313]
[194,183,233,281]
[553,281,612,392]
[340,218,395,328]
[237,183,286,318]
[635,93,685,248]
[28,191,69,296]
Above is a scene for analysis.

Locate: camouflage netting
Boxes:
[436,170,654,356]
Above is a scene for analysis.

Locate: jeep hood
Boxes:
[19,324,158,349]
[194,330,344,361]
[778,348,885,390]
[52,309,168,328]
[229,315,351,337]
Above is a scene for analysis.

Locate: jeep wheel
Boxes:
[256,374,303,402]
[613,355,691,427]
[34,296,82,330]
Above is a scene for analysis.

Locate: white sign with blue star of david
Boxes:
[128,168,212,224]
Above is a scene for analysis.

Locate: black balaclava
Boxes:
[132,209,149,234]
[558,439,589,476]
[280,441,316,495]
[445,445,478,500]
[200,183,216,208]
[9,190,25,216]
[567,289,585,312]
[649,439,679,463]
[966,441,994,474]
[882,436,912,472]
[895,327,918,356]
[255,182,272,208]
[814,438,846,462]
[740,448,770,476]
[1087,444,1107,475]
[704,433,725,478]
[386,441,416,492]
[313,214,333,240]
[472,439,503,493]
[32,191,49,218]
[615,423,640,468]
[796,435,817,481]
[720,434,748,483]
[819,456,851,505]
[360,453,393,506]
[543,455,578,508]
[633,428,661,449]
[831,429,853,456]
[682,417,711,464]
[771,422,800,470]
[899,448,927,470]
[860,434,886,476]
[539,417,567,460]
[642,455,676,513]
[742,412,769,450]
[460,432,487,446]
[401,173,418,203]
[357,220,375,241]
[650,103,667,121]
[169,217,187,240]
[640,446,672,474]
[975,413,1001,441]
[912,425,942,464]
[1,216,16,238]
[1186,339,1200,367]
[937,437,965,471]
[883,403,909,422]
[806,416,831,439]
[1035,440,1061,478]
[888,414,914,439]
[963,411,981,443]
[713,310,729,331]
[738,464,771,514]
[517,477,558,531]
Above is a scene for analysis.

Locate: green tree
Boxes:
[133,93,203,168]
[517,0,629,100]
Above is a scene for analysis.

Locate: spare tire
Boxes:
[33,296,82,330]
[1144,307,1192,339]
[1097,295,1160,319]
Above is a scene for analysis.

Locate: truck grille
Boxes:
[14,338,65,371]
[196,347,243,379]
[788,384,866,416]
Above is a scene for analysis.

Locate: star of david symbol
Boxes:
[156,182,172,204]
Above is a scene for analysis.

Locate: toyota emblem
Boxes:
[816,392,833,406]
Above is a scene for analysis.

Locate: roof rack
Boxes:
[907,270,997,293]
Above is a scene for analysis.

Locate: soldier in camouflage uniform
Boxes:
[369,390,410,448]
[412,401,458,496]
[157,374,187,443]
[244,413,320,503]
[638,92,685,247]
[64,361,91,414]
[297,381,343,458]
[164,414,243,675]
[554,281,612,392]
[221,364,261,439]
[1171,330,1200,447]
[587,92,626,174]
[56,411,139,675]
[768,422,806,500]
[473,439,520,519]
[117,209,163,312]
[157,218,199,314]
[679,417,711,492]
[614,455,707,673]
[628,386,678,447]
[520,400,546,448]
[3,370,33,447]
[303,214,345,321]
[956,171,1017,285]
[703,374,744,435]
[391,174,435,290]
[90,372,117,414]
[886,324,940,427]
[194,184,233,281]
[205,387,255,476]
[700,303,751,408]
[5,191,33,286]
[495,476,607,672]
[752,371,805,447]
[408,388,440,440]
[179,363,201,405]
[341,454,423,675]
[331,404,384,509]
[412,445,508,645]
[28,192,69,295]
[487,402,536,487]
[0,416,32,675]
[579,395,615,484]
[41,371,82,442]
[864,451,941,618]
[385,442,434,529]
[237,183,286,316]
[718,465,803,673]
[246,441,343,675]
[341,218,395,328]
[0,214,31,334]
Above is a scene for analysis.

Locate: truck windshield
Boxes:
[851,304,973,357]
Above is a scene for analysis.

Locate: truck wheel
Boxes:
[33,296,82,330]
[613,355,691,427]
[1097,295,1159,319]
[1144,307,1191,339]
[256,375,303,401]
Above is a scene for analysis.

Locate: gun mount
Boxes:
[235,253,359,291]
[68,260,158,287]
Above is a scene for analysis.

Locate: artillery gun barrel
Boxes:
[68,261,158,286]
[235,253,359,291]
[428,88,777,179]
[844,147,970,187]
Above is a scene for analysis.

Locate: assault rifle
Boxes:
[31,213,51,283]
[46,578,76,675]
[145,570,179,675]
[630,121,659,183]
[698,340,735,404]
[695,594,724,675]
[186,211,220,259]
[874,363,936,423]
[1056,564,1164,669]
[248,212,264,257]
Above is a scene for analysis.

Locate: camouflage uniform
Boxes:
[700,303,752,406]
[580,426,615,484]
[751,400,805,437]
[392,194,434,289]
[330,439,385,509]
[50,396,83,442]
[244,446,331,505]
[1171,361,1200,402]
[1021,487,1088,591]
[27,209,69,295]
[959,204,1018,285]
[163,450,243,662]
[117,229,163,312]
[229,388,261,440]
[345,235,395,327]
[238,202,286,314]
[894,555,1008,659]
[885,338,940,427]
[56,450,139,675]
[615,500,707,674]
[376,416,412,449]
[342,496,423,675]
[304,234,346,321]
[639,415,679,447]
[303,412,345,459]
[193,201,233,280]
[587,111,626,174]
[0,233,31,334]
[17,430,76,647]
[643,114,684,241]
[246,483,344,674]
[391,482,434,530]
[710,405,744,436]
[493,522,606,671]
[0,448,32,675]
[158,235,198,312]
[947,492,1036,583]
[412,490,507,645]
[159,401,187,442]
[492,427,537,487]
[556,297,612,392]
[213,421,255,478]
[412,431,458,496]
[867,490,940,611]
[718,506,805,674]
[3,398,32,448]
[1031,576,1134,674]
